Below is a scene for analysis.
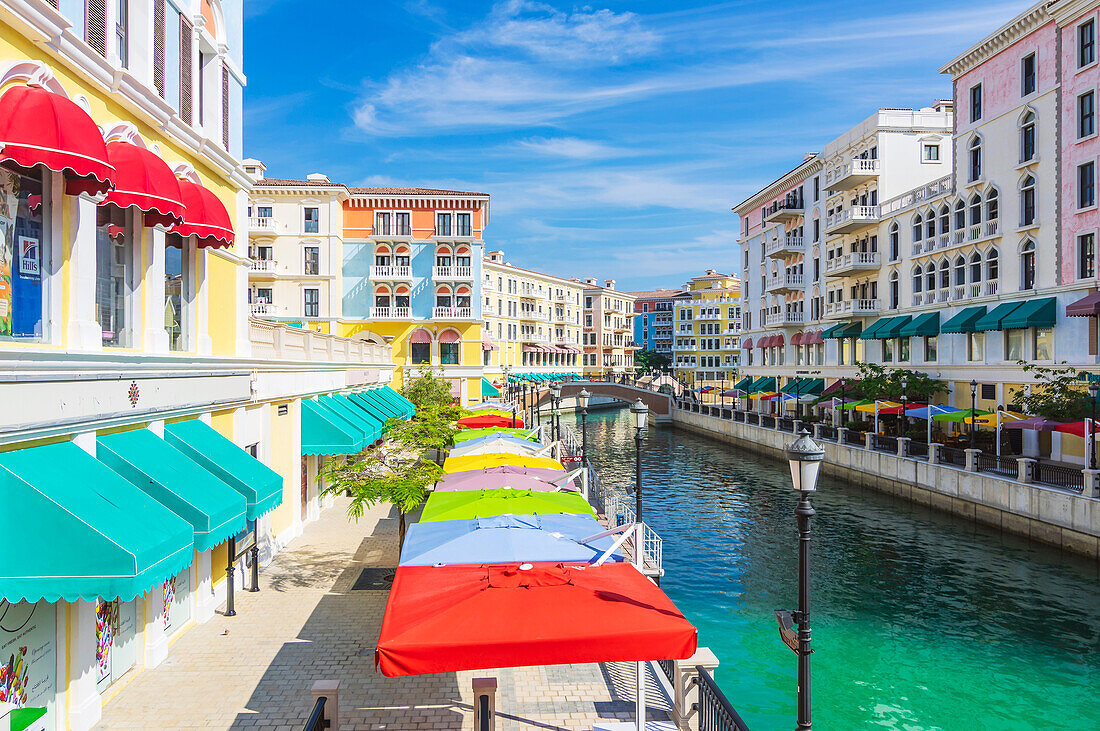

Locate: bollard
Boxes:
[312,680,341,731]
[864,432,875,451]
[793,419,802,435]
[1017,457,1035,483]
[929,443,943,465]
[897,436,911,459]
[964,449,981,473]
[672,648,719,730]
[473,677,497,731]
[1083,469,1100,497]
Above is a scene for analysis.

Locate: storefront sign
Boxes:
[0,600,56,731]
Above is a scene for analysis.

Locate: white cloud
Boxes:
[515,137,632,160]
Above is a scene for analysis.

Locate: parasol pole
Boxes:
[996,410,1002,458]
[636,660,647,731]
[874,400,880,435]
[927,407,932,447]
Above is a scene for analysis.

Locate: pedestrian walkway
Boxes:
[96,498,670,730]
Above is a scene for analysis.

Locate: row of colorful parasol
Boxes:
[374,424,698,705]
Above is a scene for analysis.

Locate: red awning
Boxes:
[1066,292,1100,317]
[821,378,861,396]
[522,345,539,353]
[773,333,785,346]
[741,338,753,349]
[807,331,824,345]
[481,340,498,351]
[457,414,524,429]
[791,332,804,346]
[375,562,697,677]
[174,180,235,248]
[102,141,186,228]
[761,335,775,348]
[0,84,115,196]
[1053,419,1100,438]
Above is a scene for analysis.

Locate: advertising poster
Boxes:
[0,600,56,731]
[95,600,137,691]
[0,168,16,338]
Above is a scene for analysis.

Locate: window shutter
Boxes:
[85,0,106,56]
[221,64,230,149]
[179,16,193,124]
[46,0,58,7]
[153,0,166,97]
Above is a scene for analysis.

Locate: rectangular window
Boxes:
[436,213,451,236]
[922,143,940,161]
[395,212,411,235]
[256,205,272,218]
[303,207,319,233]
[440,341,459,365]
[95,206,133,348]
[456,212,471,236]
[1080,162,1096,209]
[0,165,46,342]
[1021,53,1036,96]
[115,0,129,68]
[1081,91,1096,138]
[1081,233,1097,278]
[898,337,910,362]
[813,177,819,202]
[374,212,391,235]
[968,332,985,362]
[303,246,319,275]
[1080,19,1096,68]
[882,337,894,363]
[970,84,982,122]
[410,342,430,364]
[1005,328,1025,361]
[1034,327,1053,360]
[165,234,189,352]
[303,288,319,317]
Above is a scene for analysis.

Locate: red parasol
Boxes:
[458,414,525,429]
[375,562,697,677]
[1053,419,1100,438]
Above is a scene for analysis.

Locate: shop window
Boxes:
[163,571,191,635]
[440,341,460,364]
[96,206,134,348]
[0,165,46,342]
[924,335,937,362]
[1005,328,1025,361]
[968,332,985,362]
[882,338,894,362]
[898,337,910,362]
[95,598,138,690]
[1034,327,1053,360]
[165,234,190,352]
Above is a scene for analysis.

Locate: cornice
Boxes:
[939,2,1052,77]
[732,156,823,215]
[1048,0,1100,24]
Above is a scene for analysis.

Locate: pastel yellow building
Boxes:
[671,270,742,385]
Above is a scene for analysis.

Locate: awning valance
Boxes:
[97,429,247,552]
[1067,292,1100,317]
[834,321,863,338]
[102,141,186,227]
[899,312,940,337]
[733,376,753,391]
[0,84,115,196]
[164,420,283,520]
[481,340,498,351]
[821,322,849,339]
[941,306,987,333]
[741,338,753,349]
[975,301,1026,331]
[174,179,235,248]
[791,332,804,346]
[0,442,194,603]
[1002,297,1057,329]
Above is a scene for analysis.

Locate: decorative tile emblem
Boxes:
[127,381,140,408]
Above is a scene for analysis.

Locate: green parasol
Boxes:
[420,488,596,522]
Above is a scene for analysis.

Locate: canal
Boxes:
[575,408,1100,730]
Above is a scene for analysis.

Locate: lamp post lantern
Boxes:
[776,429,824,731]
[578,388,591,466]
[1089,383,1098,470]
[630,399,649,525]
[970,379,978,450]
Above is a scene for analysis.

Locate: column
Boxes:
[141,223,169,353]
[235,190,252,357]
[195,550,216,623]
[195,248,213,355]
[66,600,101,731]
[66,196,103,351]
[964,448,981,472]
[897,436,911,458]
[143,581,169,669]
[672,647,720,730]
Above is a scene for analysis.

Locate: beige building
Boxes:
[244,160,347,332]
[581,279,638,376]
[481,250,584,379]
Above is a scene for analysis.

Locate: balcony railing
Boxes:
[250,302,276,316]
[249,259,277,274]
[763,201,805,224]
[824,251,880,276]
[766,311,805,326]
[825,157,880,191]
[432,265,473,280]
[520,310,550,322]
[825,205,881,234]
[911,220,1003,259]
[433,306,474,319]
[824,298,879,317]
[519,285,540,298]
[372,224,412,237]
[369,265,413,280]
[765,273,804,293]
[764,236,805,258]
[249,216,276,233]
[369,306,411,319]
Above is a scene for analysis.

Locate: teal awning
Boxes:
[975,301,1027,331]
[320,395,382,445]
[375,386,415,419]
[877,315,912,339]
[482,377,500,399]
[329,394,385,441]
[301,399,365,456]
[899,312,940,337]
[349,392,400,429]
[941,306,987,333]
[1002,297,1057,329]
[821,322,848,339]
[749,376,776,393]
[835,321,863,338]
[364,389,405,420]
[782,378,804,393]
[164,420,284,520]
[0,442,194,603]
[797,378,825,395]
[733,377,753,391]
[858,318,891,340]
[97,429,247,552]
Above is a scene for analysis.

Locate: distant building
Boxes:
[628,289,679,356]
[580,279,638,376]
[670,271,742,383]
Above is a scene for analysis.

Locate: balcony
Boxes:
[765,273,804,294]
[824,299,880,318]
[764,236,805,258]
[249,259,278,275]
[520,310,550,322]
[554,292,572,302]
[825,205,881,234]
[432,265,473,280]
[763,201,805,225]
[371,225,413,240]
[552,310,571,323]
[433,306,475,319]
[369,306,412,319]
[825,158,880,192]
[911,220,1002,258]
[250,302,276,316]
[249,216,277,234]
[825,251,880,277]
[766,311,805,326]
[369,265,413,280]
[519,285,541,299]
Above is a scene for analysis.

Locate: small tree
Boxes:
[401,365,458,410]
[635,348,672,373]
[854,363,949,403]
[1015,362,1094,421]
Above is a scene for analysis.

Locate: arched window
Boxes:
[939,205,950,235]
[969,194,983,228]
[409,328,432,365]
[925,265,936,293]
[1021,175,1036,226]
[1021,240,1036,290]
[913,214,923,241]
[954,200,966,230]
[925,210,936,240]
[969,136,982,181]
[889,223,899,260]
[939,259,950,289]
[913,265,923,293]
[394,244,411,267]
[986,188,999,221]
[435,245,453,268]
[435,285,453,309]
[986,248,999,281]
[394,284,411,309]
[374,244,392,267]
[954,256,966,286]
[890,271,900,309]
[373,285,391,309]
[970,252,983,282]
[439,330,461,365]
[455,284,472,310]
[1020,111,1036,162]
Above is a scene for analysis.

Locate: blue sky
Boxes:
[243,0,1033,290]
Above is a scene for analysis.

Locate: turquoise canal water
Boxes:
[575,408,1100,730]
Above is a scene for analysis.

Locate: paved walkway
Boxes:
[96,499,670,730]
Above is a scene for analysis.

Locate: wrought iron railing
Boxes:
[777,417,795,433]
[873,434,898,453]
[976,453,1017,478]
[940,446,968,467]
[695,665,751,731]
[818,425,837,442]
[844,429,865,446]
[908,440,929,459]
[1033,462,1084,493]
[303,697,329,731]
[760,415,776,429]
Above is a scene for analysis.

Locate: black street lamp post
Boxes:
[776,429,824,731]
[970,379,978,450]
[900,375,908,438]
[631,399,649,526]
[550,381,563,443]
[578,388,591,466]
[1090,383,1098,470]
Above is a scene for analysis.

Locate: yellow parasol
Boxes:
[443,452,566,474]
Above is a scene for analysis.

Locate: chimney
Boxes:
[487,250,504,263]
[307,173,330,182]
[604,279,616,289]
[585,277,598,286]
[242,157,266,181]
[933,99,953,113]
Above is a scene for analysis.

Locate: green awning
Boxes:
[821,322,849,339]
[941,306,987,333]
[899,312,940,337]
[349,392,400,430]
[165,420,284,520]
[877,315,913,339]
[1002,297,1057,329]
[835,322,863,338]
[750,376,776,393]
[321,395,382,445]
[377,386,416,419]
[733,377,752,391]
[0,442,194,603]
[97,429,247,552]
[858,318,892,340]
[781,378,804,393]
[331,394,386,439]
[366,389,407,420]
[798,378,825,395]
[482,377,500,399]
[975,301,1027,331]
[301,399,365,456]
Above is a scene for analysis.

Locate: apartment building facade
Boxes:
[629,289,678,356]
[581,279,637,376]
[0,2,396,730]
[481,249,583,380]
[670,271,742,383]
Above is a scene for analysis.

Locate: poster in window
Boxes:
[16,237,38,277]
[0,600,57,731]
[0,168,16,338]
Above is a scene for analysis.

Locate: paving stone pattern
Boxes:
[96,499,670,730]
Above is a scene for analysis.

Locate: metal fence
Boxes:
[908,440,929,458]
[976,453,1018,478]
[940,446,968,467]
[760,415,776,429]
[817,425,837,442]
[872,434,898,453]
[844,429,865,447]
[604,492,663,573]
[302,697,328,731]
[1033,462,1084,493]
[696,665,751,731]
[777,417,795,433]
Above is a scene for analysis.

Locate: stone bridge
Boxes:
[557,380,673,423]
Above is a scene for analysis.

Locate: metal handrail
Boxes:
[694,666,751,731]
[1033,462,1084,493]
[303,697,329,731]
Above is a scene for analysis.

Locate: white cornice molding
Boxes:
[732,157,823,215]
[939,2,1051,77]
[1048,0,1100,24]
